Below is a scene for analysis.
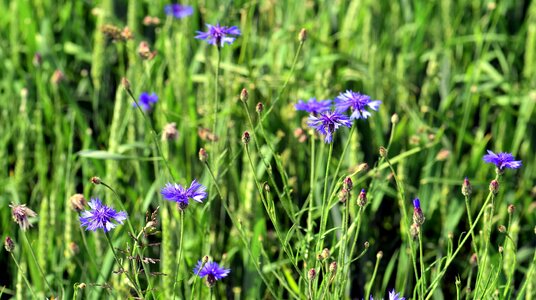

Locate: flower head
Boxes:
[135,92,158,111]
[483,150,522,170]
[79,198,127,232]
[412,198,425,225]
[295,98,332,115]
[193,260,230,287]
[161,179,207,210]
[335,90,381,120]
[10,203,37,231]
[307,110,352,143]
[164,4,193,19]
[389,289,406,300]
[195,24,241,47]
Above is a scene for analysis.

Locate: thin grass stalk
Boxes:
[464,194,478,254]
[172,211,185,300]
[418,231,426,299]
[502,214,517,299]
[10,252,37,299]
[211,47,221,170]
[317,142,334,252]
[21,231,54,295]
[365,252,382,299]
[306,134,316,260]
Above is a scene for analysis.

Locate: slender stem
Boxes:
[10,252,38,299]
[317,143,334,251]
[348,207,363,261]
[419,231,426,300]
[172,210,185,300]
[306,134,316,260]
[308,277,314,300]
[365,253,381,300]
[464,195,478,254]
[328,125,355,198]
[189,262,204,300]
[100,181,135,235]
[211,47,221,166]
[103,231,143,298]
[337,197,350,295]
[22,231,54,295]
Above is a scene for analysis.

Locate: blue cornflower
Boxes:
[79,198,127,232]
[388,289,406,300]
[193,260,230,287]
[195,24,241,47]
[307,110,352,143]
[135,92,158,111]
[161,179,207,210]
[164,4,193,19]
[483,150,522,170]
[413,198,425,225]
[295,97,332,114]
[335,90,381,120]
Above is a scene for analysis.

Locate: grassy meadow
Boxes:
[1,0,535,299]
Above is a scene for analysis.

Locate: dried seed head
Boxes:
[101,24,122,41]
[307,268,316,280]
[162,122,178,141]
[4,236,15,252]
[329,262,337,273]
[121,77,131,90]
[70,193,87,212]
[391,113,399,124]
[357,189,367,207]
[489,179,499,195]
[256,102,264,114]
[242,131,251,145]
[240,88,248,103]
[10,203,37,231]
[198,148,208,162]
[507,204,515,214]
[379,146,388,158]
[498,225,506,233]
[321,248,330,260]
[462,177,472,197]
[299,28,307,42]
[90,176,102,185]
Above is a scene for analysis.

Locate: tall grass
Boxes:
[0,0,535,299]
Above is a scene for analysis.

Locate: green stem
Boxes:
[22,231,54,295]
[317,142,334,252]
[365,253,382,300]
[211,47,221,168]
[464,195,478,254]
[10,252,38,299]
[103,231,143,298]
[306,134,316,260]
[328,125,355,198]
[419,231,426,300]
[172,210,185,300]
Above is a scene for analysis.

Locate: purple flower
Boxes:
[413,198,425,225]
[161,179,207,210]
[483,150,522,170]
[307,110,352,143]
[335,90,381,120]
[388,289,406,300]
[79,198,127,232]
[193,260,230,287]
[195,24,241,47]
[295,98,332,114]
[164,4,193,19]
[135,92,158,111]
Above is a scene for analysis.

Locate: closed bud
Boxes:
[77,283,86,289]
[90,176,101,185]
[241,131,251,145]
[376,251,383,259]
[199,148,208,162]
[121,77,131,90]
[379,146,388,158]
[308,268,316,280]
[391,113,399,124]
[413,198,425,225]
[4,236,15,252]
[70,193,87,212]
[507,204,515,214]
[470,253,478,266]
[343,177,353,192]
[364,241,370,249]
[357,189,367,207]
[240,88,248,103]
[498,246,504,253]
[489,180,499,195]
[263,182,271,193]
[321,248,330,260]
[162,122,178,141]
[329,262,337,273]
[299,28,307,42]
[256,102,264,114]
[316,254,323,261]
[338,188,349,203]
[202,255,210,263]
[69,242,80,255]
[461,177,472,197]
[498,225,506,233]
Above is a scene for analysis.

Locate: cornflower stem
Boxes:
[425,185,497,300]
[172,210,185,300]
[317,142,334,252]
[78,226,106,282]
[306,134,316,261]
[9,252,38,299]
[365,252,381,300]
[308,277,314,300]
[418,231,426,299]
[328,125,356,198]
[100,181,135,235]
[515,247,536,300]
[203,160,279,297]
[124,87,175,180]
[131,230,155,300]
[103,231,143,298]
[336,197,350,294]
[464,195,478,254]
[21,231,54,295]
[348,207,364,262]
[189,262,205,300]
[211,47,221,167]
[502,212,515,299]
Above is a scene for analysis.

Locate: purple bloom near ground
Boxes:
[195,24,241,47]
[79,198,127,232]
[135,92,158,111]
[483,150,522,170]
[388,289,406,300]
[295,97,332,114]
[164,4,193,19]
[335,90,381,120]
[161,179,207,208]
[193,260,230,286]
[307,110,352,143]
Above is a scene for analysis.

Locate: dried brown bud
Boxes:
[256,102,264,114]
[240,88,248,103]
[90,176,102,185]
[470,253,478,266]
[410,223,420,240]
[101,24,122,41]
[507,204,515,214]
[4,236,15,252]
[321,248,330,260]
[299,28,307,42]
[70,193,87,212]
[10,203,37,231]
[199,148,208,162]
[498,225,506,233]
[489,179,499,195]
[138,41,157,60]
[308,268,317,280]
[242,131,251,145]
[329,262,337,273]
[338,188,349,203]
[121,77,131,90]
[162,122,178,141]
[462,177,472,197]
[379,146,388,158]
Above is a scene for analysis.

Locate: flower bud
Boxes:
[391,113,399,124]
[240,88,248,103]
[461,177,472,197]
[329,262,337,273]
[242,131,251,145]
[412,198,425,225]
[121,77,131,90]
[162,122,178,141]
[4,236,15,252]
[299,28,307,42]
[489,179,499,195]
[202,255,210,263]
[308,268,316,280]
[70,193,87,212]
[498,225,506,233]
[357,189,367,207]
[199,148,208,162]
[498,246,504,253]
[321,248,330,260]
[338,188,349,203]
[343,177,353,192]
[379,146,388,158]
[376,251,383,259]
[90,176,102,185]
[256,102,264,114]
[507,204,515,214]
[470,253,478,266]
[364,241,370,249]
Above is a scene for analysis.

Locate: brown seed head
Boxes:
[10,203,37,231]
[70,193,87,212]
[299,28,307,42]
[162,122,179,141]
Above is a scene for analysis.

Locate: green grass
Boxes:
[1,0,535,299]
